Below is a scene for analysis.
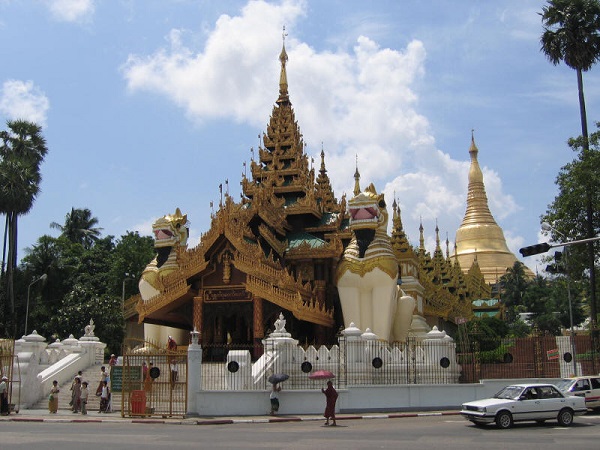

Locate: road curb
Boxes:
[1,410,462,425]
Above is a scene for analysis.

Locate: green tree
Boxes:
[499,262,530,323]
[522,275,560,335]
[107,231,154,300]
[466,316,509,352]
[0,120,47,335]
[50,207,103,249]
[542,125,600,329]
[541,0,600,335]
[19,235,76,337]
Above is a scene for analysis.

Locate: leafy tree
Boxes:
[50,207,103,249]
[542,125,600,329]
[0,120,47,335]
[467,316,509,352]
[107,231,154,300]
[541,0,600,334]
[19,212,154,352]
[499,262,530,323]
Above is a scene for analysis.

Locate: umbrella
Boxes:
[308,370,335,380]
[268,373,289,384]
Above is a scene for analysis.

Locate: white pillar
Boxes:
[186,329,202,416]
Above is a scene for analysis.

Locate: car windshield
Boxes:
[493,386,523,400]
[555,379,575,391]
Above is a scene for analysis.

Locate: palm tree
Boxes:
[50,207,103,249]
[540,0,600,336]
[0,120,48,332]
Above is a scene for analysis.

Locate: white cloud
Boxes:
[47,0,95,23]
[0,80,50,127]
[121,0,521,255]
[132,217,155,238]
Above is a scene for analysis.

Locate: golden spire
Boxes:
[454,132,533,284]
[459,131,496,227]
[353,155,361,196]
[277,26,289,104]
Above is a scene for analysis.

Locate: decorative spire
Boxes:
[278,26,289,104]
[454,132,531,284]
[461,131,495,226]
[315,145,338,212]
[353,155,361,196]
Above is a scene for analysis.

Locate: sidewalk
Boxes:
[1,408,461,425]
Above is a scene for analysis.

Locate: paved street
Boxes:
[1,411,599,450]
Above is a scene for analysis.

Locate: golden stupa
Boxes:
[454,134,533,284]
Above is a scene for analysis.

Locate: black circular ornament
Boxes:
[301,361,313,373]
[227,361,240,373]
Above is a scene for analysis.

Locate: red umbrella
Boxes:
[308,370,335,380]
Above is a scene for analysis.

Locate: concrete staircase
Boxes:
[32,364,121,413]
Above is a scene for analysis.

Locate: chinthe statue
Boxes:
[336,183,415,342]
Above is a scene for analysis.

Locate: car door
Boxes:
[572,378,591,406]
[516,387,546,421]
[587,377,600,409]
[536,386,564,419]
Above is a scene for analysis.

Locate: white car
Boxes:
[461,383,588,429]
[555,376,600,410]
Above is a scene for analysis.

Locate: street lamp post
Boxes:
[122,273,135,310]
[25,274,47,336]
[541,222,577,376]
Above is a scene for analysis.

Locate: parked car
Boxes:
[461,383,587,429]
[556,375,600,410]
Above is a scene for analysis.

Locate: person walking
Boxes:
[322,380,338,426]
[0,376,9,415]
[48,380,59,413]
[80,381,89,415]
[269,383,281,415]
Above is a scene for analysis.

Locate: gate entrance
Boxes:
[121,339,187,418]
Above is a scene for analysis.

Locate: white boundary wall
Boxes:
[188,379,562,416]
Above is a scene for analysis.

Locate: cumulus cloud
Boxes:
[121,0,518,253]
[47,0,95,23]
[0,80,50,127]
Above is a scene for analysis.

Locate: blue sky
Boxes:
[1,0,598,273]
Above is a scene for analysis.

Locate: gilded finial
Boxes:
[278,26,289,100]
[353,155,361,196]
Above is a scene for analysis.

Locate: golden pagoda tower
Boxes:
[454,133,533,284]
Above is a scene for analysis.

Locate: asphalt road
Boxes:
[1,413,600,450]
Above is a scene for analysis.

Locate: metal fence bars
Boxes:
[0,339,19,412]
[201,341,345,390]
[201,336,462,390]
[120,349,187,418]
[201,334,600,389]
[457,334,599,382]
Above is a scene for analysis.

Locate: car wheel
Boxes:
[557,408,574,426]
[495,411,513,429]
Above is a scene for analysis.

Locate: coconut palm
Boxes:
[540,0,600,336]
[0,120,48,329]
[50,207,103,249]
[540,0,600,143]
